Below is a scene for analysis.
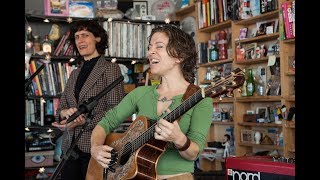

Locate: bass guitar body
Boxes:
[86,116,167,180]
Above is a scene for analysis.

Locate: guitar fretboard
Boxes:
[130,90,204,152]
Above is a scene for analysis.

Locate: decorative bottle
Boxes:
[25,28,34,52]
[33,35,41,53]
[42,35,52,54]
[246,68,255,96]
[218,30,227,60]
[205,67,212,80]
[209,40,219,61]
[241,68,247,97]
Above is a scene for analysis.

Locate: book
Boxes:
[282,1,294,39]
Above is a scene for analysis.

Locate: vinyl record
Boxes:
[180,16,197,41]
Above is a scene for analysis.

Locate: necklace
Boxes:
[158,97,172,102]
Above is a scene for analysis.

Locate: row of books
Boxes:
[52,31,75,57]
[103,21,156,59]
[46,21,156,59]
[197,0,236,29]
[238,0,278,20]
[279,0,295,40]
[28,60,77,96]
[25,98,60,127]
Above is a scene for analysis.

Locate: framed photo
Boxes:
[240,129,254,143]
[256,107,268,119]
[256,19,279,36]
[212,112,222,121]
[244,43,257,59]
[133,1,148,19]
[239,28,248,40]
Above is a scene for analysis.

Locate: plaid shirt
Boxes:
[55,56,125,153]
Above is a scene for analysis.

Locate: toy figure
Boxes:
[222,134,231,158]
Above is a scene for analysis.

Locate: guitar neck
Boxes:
[126,68,245,156]
[130,90,204,152]
[164,90,204,122]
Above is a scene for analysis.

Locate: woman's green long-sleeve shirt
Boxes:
[98,85,213,175]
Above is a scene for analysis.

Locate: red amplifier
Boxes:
[225,156,295,180]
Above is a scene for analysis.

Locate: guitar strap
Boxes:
[175,83,201,122]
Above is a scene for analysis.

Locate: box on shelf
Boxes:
[44,0,69,17]
[25,150,54,168]
[69,1,94,18]
[243,114,258,122]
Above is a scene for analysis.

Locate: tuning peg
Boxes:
[232,81,237,85]
[221,86,226,90]
[220,77,225,81]
[211,90,216,94]
[211,82,216,86]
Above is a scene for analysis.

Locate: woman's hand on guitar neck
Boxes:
[91,145,118,168]
[154,119,184,144]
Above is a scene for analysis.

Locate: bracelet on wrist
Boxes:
[174,137,191,151]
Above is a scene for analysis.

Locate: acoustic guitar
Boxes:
[86,68,245,180]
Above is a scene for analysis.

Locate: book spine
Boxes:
[217,0,223,23]
[282,1,294,39]
[30,61,42,96]
[279,8,286,40]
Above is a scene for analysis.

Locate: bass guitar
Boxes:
[86,68,245,180]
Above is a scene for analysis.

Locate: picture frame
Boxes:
[133,1,148,19]
[256,19,279,36]
[212,112,222,121]
[239,27,248,40]
[240,129,254,143]
[244,43,257,59]
[256,107,268,119]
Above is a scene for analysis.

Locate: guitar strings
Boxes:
[120,70,242,156]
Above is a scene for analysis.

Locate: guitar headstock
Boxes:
[204,68,245,98]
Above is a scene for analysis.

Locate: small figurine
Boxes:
[222,134,231,158]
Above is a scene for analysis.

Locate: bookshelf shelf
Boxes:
[235,96,281,102]
[283,38,295,44]
[25,13,180,25]
[238,122,282,127]
[238,142,283,150]
[212,121,234,126]
[175,4,195,16]
[234,56,280,65]
[30,55,148,63]
[235,33,279,44]
[234,10,279,26]
[199,20,232,33]
[198,59,233,67]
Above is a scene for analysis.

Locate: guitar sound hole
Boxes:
[119,143,132,165]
